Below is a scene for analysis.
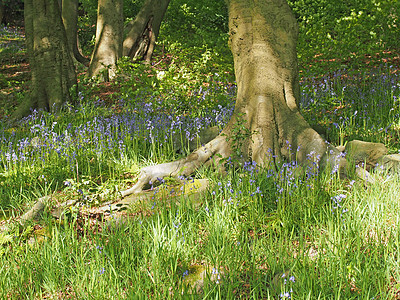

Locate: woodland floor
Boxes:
[0,22,400,299]
[1,26,400,121]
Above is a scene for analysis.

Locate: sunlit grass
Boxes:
[1,24,400,299]
[1,161,399,298]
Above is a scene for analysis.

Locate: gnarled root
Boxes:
[4,132,391,235]
[120,135,230,197]
[120,129,347,198]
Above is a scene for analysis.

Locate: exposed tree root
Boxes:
[120,135,229,197]
[3,137,397,236]
[19,196,49,226]
[0,135,228,233]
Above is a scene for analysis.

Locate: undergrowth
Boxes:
[1,1,400,298]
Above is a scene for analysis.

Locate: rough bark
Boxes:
[14,0,77,119]
[222,0,329,167]
[61,0,89,66]
[120,0,339,195]
[87,0,123,81]
[123,0,170,62]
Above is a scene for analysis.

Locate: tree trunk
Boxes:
[61,0,89,66]
[221,0,328,167]
[123,0,170,62]
[15,0,77,118]
[87,0,123,81]
[120,0,340,195]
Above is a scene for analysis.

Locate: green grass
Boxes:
[1,8,400,298]
[1,165,400,298]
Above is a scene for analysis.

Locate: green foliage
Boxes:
[1,0,23,25]
[80,0,145,26]
[162,0,228,48]
[223,112,257,163]
[78,0,145,55]
[157,0,233,87]
[0,232,13,246]
[115,51,234,116]
[0,73,7,89]
[300,66,400,149]
[1,163,399,298]
[2,0,400,298]
[288,0,400,73]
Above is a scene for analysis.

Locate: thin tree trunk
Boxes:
[61,0,89,66]
[14,0,76,119]
[87,0,123,81]
[123,0,170,62]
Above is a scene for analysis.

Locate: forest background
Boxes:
[0,0,400,298]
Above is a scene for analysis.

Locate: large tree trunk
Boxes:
[122,0,336,194]
[87,0,123,81]
[222,0,328,167]
[61,0,89,66]
[123,0,170,63]
[14,0,77,119]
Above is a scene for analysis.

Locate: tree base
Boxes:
[1,138,394,235]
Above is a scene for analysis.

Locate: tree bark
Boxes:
[15,0,77,118]
[123,0,170,62]
[87,0,123,81]
[61,0,89,66]
[124,0,338,195]
[221,0,328,167]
